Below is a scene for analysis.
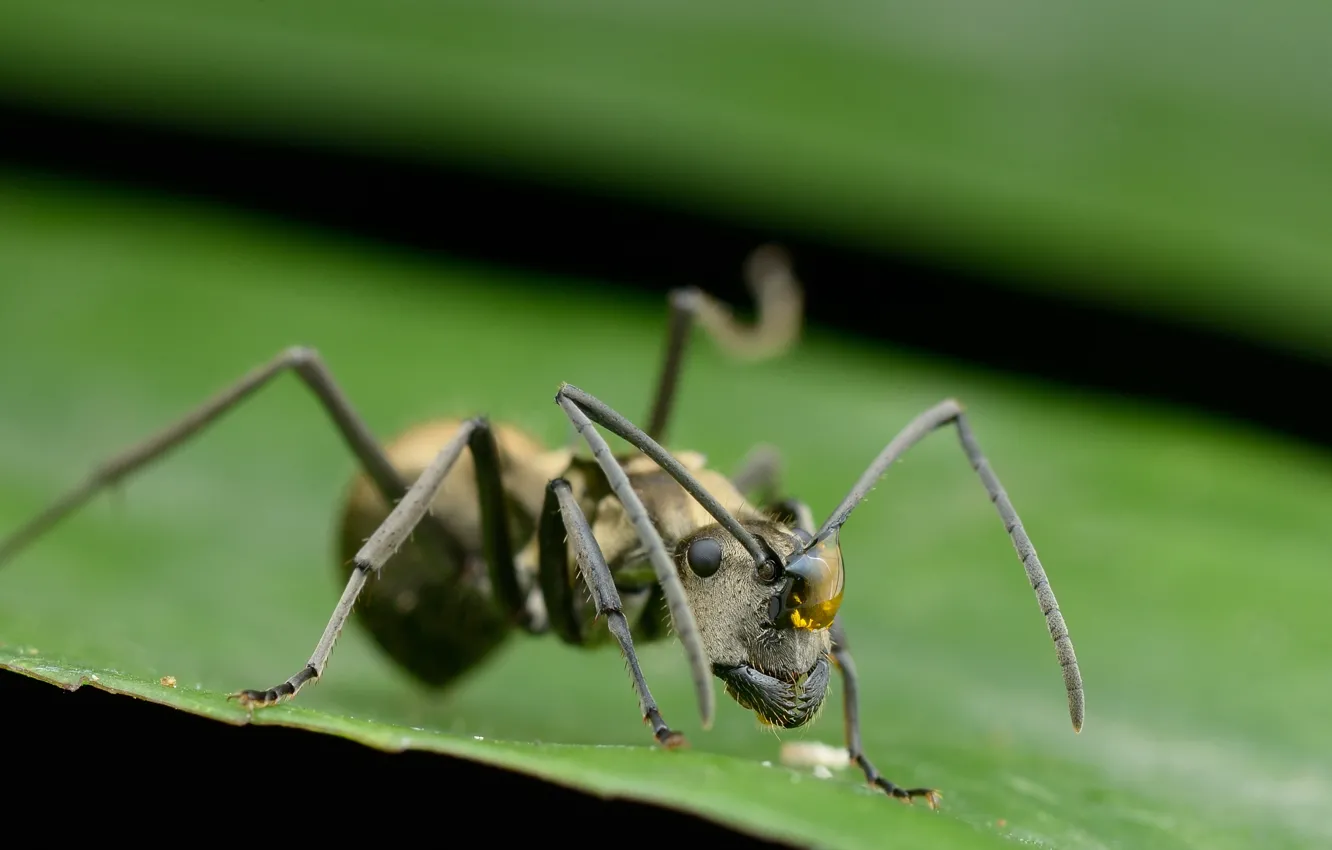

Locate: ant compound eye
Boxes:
[686,537,724,578]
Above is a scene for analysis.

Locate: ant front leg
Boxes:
[748,495,933,803]
[233,416,524,707]
[830,618,942,808]
[537,478,685,748]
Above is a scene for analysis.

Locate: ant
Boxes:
[0,246,1082,807]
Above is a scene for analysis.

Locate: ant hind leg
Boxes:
[233,416,530,707]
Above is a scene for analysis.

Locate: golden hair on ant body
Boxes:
[0,246,1082,810]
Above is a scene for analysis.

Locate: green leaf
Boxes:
[1,2,1331,357]
[1,172,1329,848]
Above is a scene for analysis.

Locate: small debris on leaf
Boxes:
[780,741,850,770]
[160,675,177,688]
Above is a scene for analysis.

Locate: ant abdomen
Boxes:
[335,418,553,687]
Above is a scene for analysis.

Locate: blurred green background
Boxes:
[4,1,1332,356]
[1,3,1330,849]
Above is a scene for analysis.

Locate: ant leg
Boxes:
[559,384,771,566]
[645,244,803,443]
[233,419,486,707]
[732,448,818,541]
[830,618,942,808]
[542,478,685,748]
[0,346,453,569]
[756,497,937,803]
[730,444,783,504]
[814,400,1084,733]
[555,388,716,729]
[535,479,584,645]
[759,496,818,543]
[465,423,526,628]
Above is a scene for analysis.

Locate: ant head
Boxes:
[676,520,843,729]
